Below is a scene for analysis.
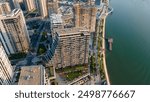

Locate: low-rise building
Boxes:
[18,65,46,85]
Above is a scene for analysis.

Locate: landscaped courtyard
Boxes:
[56,65,88,81]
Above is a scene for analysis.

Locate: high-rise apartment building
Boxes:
[0,9,30,55]
[13,0,21,9]
[87,0,95,6]
[0,2,11,15]
[48,0,58,14]
[23,0,36,12]
[0,43,13,85]
[74,3,97,32]
[53,27,90,69]
[13,0,26,11]
[35,0,48,18]
[4,0,15,10]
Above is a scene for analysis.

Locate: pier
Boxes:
[108,38,113,51]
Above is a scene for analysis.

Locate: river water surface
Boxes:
[105,0,150,84]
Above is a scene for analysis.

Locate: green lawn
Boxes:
[56,65,88,81]
[66,71,82,81]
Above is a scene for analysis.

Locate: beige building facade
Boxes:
[35,0,48,18]
[0,9,30,55]
[74,3,97,32]
[53,27,90,69]
[24,0,36,11]
[0,2,11,15]
[48,0,58,14]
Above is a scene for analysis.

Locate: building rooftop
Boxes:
[18,65,45,85]
[55,27,90,36]
[59,6,73,15]
[50,13,63,24]
[0,1,8,5]
[0,9,21,18]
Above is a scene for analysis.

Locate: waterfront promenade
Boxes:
[95,0,113,85]
[102,17,110,85]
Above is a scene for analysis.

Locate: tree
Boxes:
[39,48,45,54]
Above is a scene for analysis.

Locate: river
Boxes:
[105,0,150,84]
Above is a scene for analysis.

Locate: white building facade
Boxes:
[0,43,13,85]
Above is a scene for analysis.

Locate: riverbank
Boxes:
[102,16,111,85]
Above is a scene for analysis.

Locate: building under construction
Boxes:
[73,2,97,32]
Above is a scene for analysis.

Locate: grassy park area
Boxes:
[66,71,82,81]
[56,64,88,81]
